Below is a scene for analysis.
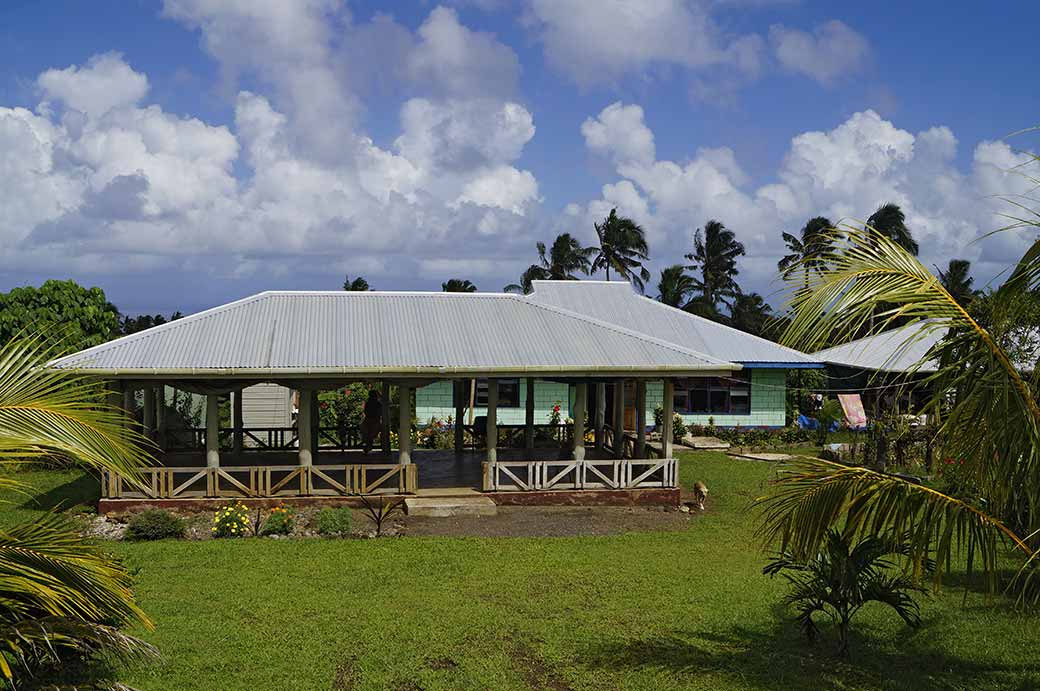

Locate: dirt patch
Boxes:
[509,638,573,691]
[426,657,458,671]
[399,505,694,538]
[331,656,359,690]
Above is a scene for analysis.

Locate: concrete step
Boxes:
[404,496,498,517]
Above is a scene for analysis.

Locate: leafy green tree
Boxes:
[0,280,119,353]
[591,209,652,292]
[729,292,773,337]
[778,216,834,288]
[343,275,370,291]
[505,233,594,293]
[685,219,745,312]
[120,311,183,335]
[764,530,923,657]
[866,203,918,255]
[442,279,477,293]
[0,338,156,686]
[656,265,697,308]
[936,258,979,307]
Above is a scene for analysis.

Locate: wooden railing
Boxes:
[164,426,364,452]
[102,464,418,500]
[481,458,677,492]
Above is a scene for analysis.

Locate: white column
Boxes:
[634,379,646,459]
[143,387,156,438]
[594,382,606,450]
[381,382,392,454]
[232,389,243,455]
[297,389,313,467]
[399,383,412,464]
[524,378,535,451]
[612,381,625,459]
[454,380,465,453]
[123,388,135,423]
[486,379,498,464]
[572,382,587,461]
[662,379,675,458]
[205,393,220,468]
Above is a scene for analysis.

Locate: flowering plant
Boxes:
[212,502,251,538]
[549,402,562,426]
[260,505,295,536]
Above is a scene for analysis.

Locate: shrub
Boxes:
[212,502,251,538]
[548,401,562,426]
[359,496,405,536]
[671,413,687,443]
[260,506,295,536]
[125,509,185,541]
[315,507,354,536]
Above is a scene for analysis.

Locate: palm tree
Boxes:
[936,259,978,307]
[504,233,594,294]
[343,275,370,291]
[762,224,1040,601]
[656,265,697,308]
[729,292,773,337]
[0,338,157,686]
[685,219,745,312]
[778,216,834,288]
[866,203,918,255]
[590,209,652,292]
[442,279,477,293]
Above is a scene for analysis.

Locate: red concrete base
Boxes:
[486,487,680,508]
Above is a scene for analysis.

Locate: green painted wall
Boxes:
[416,370,787,428]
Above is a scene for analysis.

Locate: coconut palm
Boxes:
[761,224,1040,600]
[729,292,773,337]
[778,216,834,288]
[656,265,697,308]
[442,278,477,293]
[505,233,594,294]
[685,219,745,312]
[866,203,918,256]
[936,259,978,307]
[590,209,652,292]
[0,338,157,686]
[342,275,370,291]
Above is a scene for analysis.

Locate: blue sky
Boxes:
[1,1,1037,315]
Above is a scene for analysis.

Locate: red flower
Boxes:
[320,402,329,410]
[553,405,560,413]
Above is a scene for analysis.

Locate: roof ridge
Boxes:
[511,293,736,367]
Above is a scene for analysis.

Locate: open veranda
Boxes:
[5,450,1038,691]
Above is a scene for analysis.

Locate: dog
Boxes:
[692,481,708,511]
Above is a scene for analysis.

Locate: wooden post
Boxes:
[594,382,606,450]
[524,377,535,451]
[297,389,313,467]
[399,384,412,464]
[310,390,320,461]
[662,379,675,458]
[486,379,498,464]
[572,382,587,461]
[381,382,391,454]
[454,380,465,453]
[143,387,156,438]
[612,380,625,459]
[205,393,220,468]
[634,380,646,459]
[232,388,243,455]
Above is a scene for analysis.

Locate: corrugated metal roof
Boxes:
[525,281,819,366]
[50,291,738,377]
[813,321,945,373]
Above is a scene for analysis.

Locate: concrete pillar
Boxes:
[123,388,135,423]
[381,382,392,454]
[232,389,243,455]
[612,381,625,459]
[572,382,587,461]
[486,379,498,464]
[297,390,313,467]
[399,384,412,464]
[524,377,535,451]
[634,380,646,459]
[454,380,465,453]
[310,390,320,461]
[594,382,606,450]
[155,386,166,442]
[662,379,675,459]
[143,387,156,438]
[205,393,220,468]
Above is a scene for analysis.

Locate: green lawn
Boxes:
[3,455,1039,691]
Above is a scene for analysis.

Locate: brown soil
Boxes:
[399,505,695,538]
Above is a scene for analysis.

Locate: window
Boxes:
[675,374,751,415]
[453,379,521,408]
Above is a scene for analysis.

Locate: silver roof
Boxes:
[525,281,819,366]
[50,291,738,378]
[813,321,945,373]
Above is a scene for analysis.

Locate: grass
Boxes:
[2,454,1039,690]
